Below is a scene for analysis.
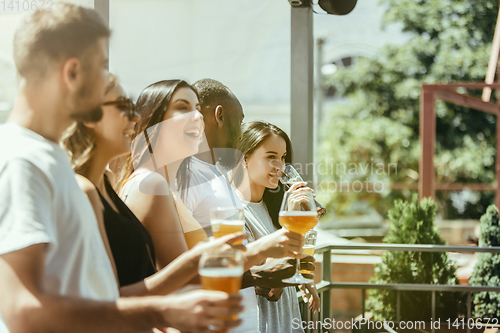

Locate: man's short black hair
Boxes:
[193,78,234,114]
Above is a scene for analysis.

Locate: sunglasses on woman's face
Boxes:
[102,98,136,120]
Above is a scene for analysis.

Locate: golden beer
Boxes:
[200,267,243,320]
[211,220,245,245]
[200,267,243,294]
[279,212,318,235]
[300,245,315,274]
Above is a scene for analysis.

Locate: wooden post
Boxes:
[419,85,436,201]
[482,1,500,102]
[496,65,500,208]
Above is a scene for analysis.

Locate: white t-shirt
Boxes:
[182,157,259,333]
[182,157,243,230]
[0,124,119,333]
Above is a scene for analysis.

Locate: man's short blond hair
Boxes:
[13,3,110,80]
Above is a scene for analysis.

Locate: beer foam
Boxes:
[220,220,244,226]
[302,245,315,249]
[279,211,317,216]
[211,219,244,225]
[199,267,244,277]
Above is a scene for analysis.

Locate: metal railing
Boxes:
[298,243,500,333]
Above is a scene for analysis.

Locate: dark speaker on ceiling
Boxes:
[318,0,357,15]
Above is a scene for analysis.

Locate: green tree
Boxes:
[469,205,500,318]
[318,0,498,219]
[367,196,463,321]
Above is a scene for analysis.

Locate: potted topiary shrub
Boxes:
[469,205,500,319]
[366,195,463,325]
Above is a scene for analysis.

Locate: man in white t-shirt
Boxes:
[187,79,317,333]
[0,5,242,333]
[184,79,259,333]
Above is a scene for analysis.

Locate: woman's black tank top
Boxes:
[97,175,157,287]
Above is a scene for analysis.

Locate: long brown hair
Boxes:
[236,121,293,229]
[116,80,199,199]
[61,72,119,174]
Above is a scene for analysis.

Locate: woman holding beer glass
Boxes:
[235,120,320,333]
[114,80,306,268]
[62,74,248,294]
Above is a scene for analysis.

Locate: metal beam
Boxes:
[93,0,109,68]
[93,0,109,27]
[425,82,500,89]
[436,90,500,115]
[291,4,314,184]
[419,85,436,201]
[314,38,325,187]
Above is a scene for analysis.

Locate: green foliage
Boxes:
[319,0,498,219]
[469,205,500,318]
[367,196,463,321]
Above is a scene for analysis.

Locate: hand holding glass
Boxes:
[199,249,244,323]
[280,164,326,219]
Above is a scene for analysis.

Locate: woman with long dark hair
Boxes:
[61,74,245,297]
[235,120,320,333]
[117,80,208,268]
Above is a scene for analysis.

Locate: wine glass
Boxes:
[279,190,318,284]
[280,164,327,219]
[301,230,317,275]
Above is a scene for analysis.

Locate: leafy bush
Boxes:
[367,196,463,321]
[469,205,500,318]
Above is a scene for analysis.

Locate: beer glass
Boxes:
[199,249,244,321]
[301,230,317,275]
[210,207,245,245]
[279,191,318,284]
[280,164,326,219]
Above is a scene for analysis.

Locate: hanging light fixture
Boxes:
[318,0,357,15]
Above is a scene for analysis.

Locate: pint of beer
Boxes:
[211,207,245,245]
[278,211,318,236]
[199,249,244,321]
[200,267,243,295]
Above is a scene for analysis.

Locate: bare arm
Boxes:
[0,244,162,333]
[120,233,246,297]
[75,175,119,284]
[78,173,202,297]
[123,173,189,270]
[120,250,197,297]
[0,244,243,333]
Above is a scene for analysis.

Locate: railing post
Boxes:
[322,250,331,324]
[362,289,366,333]
[431,291,436,333]
[362,289,366,319]
[397,290,401,324]
[467,291,471,333]
[306,299,311,333]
